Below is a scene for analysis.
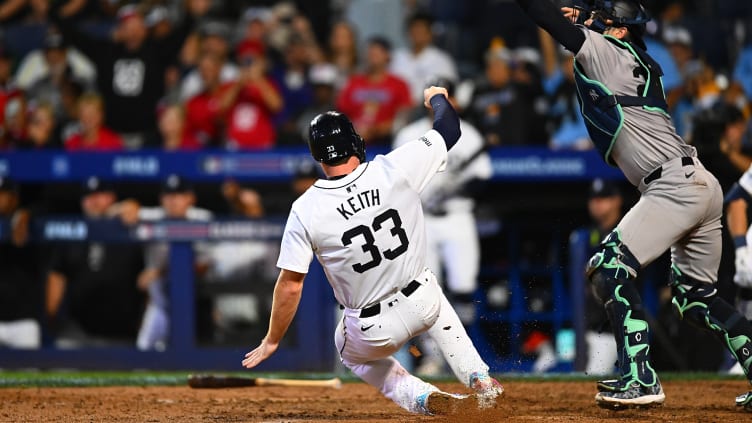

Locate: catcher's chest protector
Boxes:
[573,35,668,166]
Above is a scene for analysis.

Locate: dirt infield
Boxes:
[2,379,750,422]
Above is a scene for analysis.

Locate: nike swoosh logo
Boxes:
[361,324,375,332]
[685,171,695,178]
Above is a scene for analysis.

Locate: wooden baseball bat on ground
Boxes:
[187,374,342,389]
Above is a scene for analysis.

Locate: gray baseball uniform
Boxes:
[576,29,722,284]
[515,0,752,408]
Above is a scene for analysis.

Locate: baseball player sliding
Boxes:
[242,87,503,415]
[514,0,752,411]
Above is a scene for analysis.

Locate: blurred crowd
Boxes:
[4,0,752,365]
[0,0,750,152]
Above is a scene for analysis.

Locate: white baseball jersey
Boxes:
[393,117,492,214]
[277,129,448,309]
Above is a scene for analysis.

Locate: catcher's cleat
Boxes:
[416,391,478,415]
[594,380,665,410]
[469,372,504,408]
[736,391,752,411]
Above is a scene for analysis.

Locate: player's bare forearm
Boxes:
[727,199,748,238]
[242,269,305,368]
[266,270,305,343]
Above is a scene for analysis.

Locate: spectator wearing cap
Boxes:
[114,174,211,350]
[235,7,271,64]
[13,30,95,93]
[336,36,412,146]
[179,21,239,102]
[215,42,283,150]
[20,35,93,138]
[390,11,458,104]
[510,46,549,145]
[52,0,210,149]
[146,6,173,40]
[393,77,492,376]
[297,63,338,142]
[467,39,543,145]
[271,34,314,145]
[324,20,359,89]
[0,177,41,349]
[46,177,145,347]
[64,92,123,151]
[663,26,721,138]
[184,52,229,146]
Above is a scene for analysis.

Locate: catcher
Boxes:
[513,0,752,411]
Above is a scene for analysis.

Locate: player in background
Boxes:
[724,166,752,374]
[242,87,503,415]
[392,77,492,375]
[513,0,752,410]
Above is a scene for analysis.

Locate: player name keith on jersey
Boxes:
[336,189,381,220]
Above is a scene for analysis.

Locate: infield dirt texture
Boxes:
[2,379,749,422]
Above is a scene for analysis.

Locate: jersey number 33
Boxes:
[341,208,409,273]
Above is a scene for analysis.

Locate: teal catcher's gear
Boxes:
[573,36,668,165]
[670,266,752,379]
[586,231,658,391]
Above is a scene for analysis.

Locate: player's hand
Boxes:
[423,86,449,109]
[242,338,279,368]
[734,246,752,288]
[561,7,580,23]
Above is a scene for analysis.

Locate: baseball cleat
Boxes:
[469,372,504,408]
[594,381,665,410]
[736,391,752,411]
[416,391,478,415]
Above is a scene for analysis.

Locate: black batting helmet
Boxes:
[591,0,650,49]
[308,112,366,166]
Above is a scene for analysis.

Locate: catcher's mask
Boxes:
[579,0,650,49]
[308,111,366,166]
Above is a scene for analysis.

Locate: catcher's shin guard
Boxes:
[671,266,752,381]
[596,281,658,392]
[586,231,657,392]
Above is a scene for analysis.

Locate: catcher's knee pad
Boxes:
[586,230,640,302]
[671,266,752,377]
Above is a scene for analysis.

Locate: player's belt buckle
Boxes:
[359,280,422,318]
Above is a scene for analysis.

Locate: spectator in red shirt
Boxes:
[64,93,123,151]
[219,44,283,150]
[336,36,412,146]
[185,52,226,146]
[158,104,200,151]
